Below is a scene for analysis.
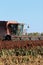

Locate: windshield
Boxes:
[8,24,18,35]
[8,24,23,35]
[18,24,23,35]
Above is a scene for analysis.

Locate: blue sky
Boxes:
[0,0,43,33]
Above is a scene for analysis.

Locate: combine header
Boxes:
[0,21,43,49]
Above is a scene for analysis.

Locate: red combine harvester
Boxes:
[0,21,43,49]
[0,21,24,40]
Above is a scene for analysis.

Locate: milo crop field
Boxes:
[0,45,43,65]
[0,34,43,65]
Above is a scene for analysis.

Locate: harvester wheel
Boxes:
[3,35,11,40]
[6,35,11,40]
